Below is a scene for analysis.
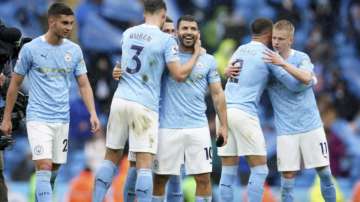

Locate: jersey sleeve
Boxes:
[73,46,87,76]
[14,45,32,76]
[164,36,180,63]
[207,56,221,84]
[299,53,314,72]
[269,64,312,92]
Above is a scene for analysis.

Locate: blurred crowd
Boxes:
[1,0,360,201]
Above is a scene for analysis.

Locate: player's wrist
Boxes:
[89,112,98,118]
[2,114,11,122]
[280,61,289,69]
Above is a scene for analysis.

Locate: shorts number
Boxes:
[204,147,212,160]
[126,45,144,74]
[319,142,327,155]
[63,139,68,152]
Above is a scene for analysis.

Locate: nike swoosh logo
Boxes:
[220,184,232,188]
[96,178,109,187]
[136,188,148,194]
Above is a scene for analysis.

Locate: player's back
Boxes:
[225,41,271,116]
[114,24,178,112]
[267,49,322,135]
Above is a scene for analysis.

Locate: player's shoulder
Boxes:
[23,36,42,49]
[292,49,310,60]
[63,38,80,48]
[63,39,82,53]
[201,53,216,62]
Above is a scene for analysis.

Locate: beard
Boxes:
[179,34,196,48]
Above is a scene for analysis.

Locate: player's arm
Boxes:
[209,81,228,146]
[112,61,123,80]
[76,74,100,133]
[1,73,24,135]
[263,49,314,84]
[263,50,315,92]
[167,35,201,82]
[224,50,242,79]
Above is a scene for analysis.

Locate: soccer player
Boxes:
[93,0,201,201]
[218,18,273,202]
[115,16,182,202]
[263,20,336,202]
[0,3,101,202]
[152,14,227,202]
[162,16,176,36]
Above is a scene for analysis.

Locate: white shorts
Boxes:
[27,121,69,164]
[106,98,158,154]
[153,127,212,175]
[277,127,330,171]
[128,151,136,162]
[217,108,266,156]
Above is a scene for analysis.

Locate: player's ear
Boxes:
[289,35,294,46]
[48,16,56,27]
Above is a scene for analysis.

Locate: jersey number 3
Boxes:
[126,45,144,74]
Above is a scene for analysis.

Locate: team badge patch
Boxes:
[64,52,72,62]
[34,145,44,155]
[171,45,179,54]
[153,159,159,170]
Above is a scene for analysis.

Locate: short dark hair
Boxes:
[250,18,273,35]
[165,16,173,23]
[177,15,197,29]
[144,0,166,14]
[48,2,74,17]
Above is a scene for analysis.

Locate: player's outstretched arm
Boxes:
[1,73,24,135]
[167,35,201,82]
[76,74,100,133]
[263,49,313,84]
[209,82,228,146]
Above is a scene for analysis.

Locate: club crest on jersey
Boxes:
[195,62,205,69]
[64,52,72,62]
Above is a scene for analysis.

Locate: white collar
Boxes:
[141,23,160,29]
[249,41,266,46]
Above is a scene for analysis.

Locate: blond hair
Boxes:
[273,20,295,36]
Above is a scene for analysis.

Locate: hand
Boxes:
[89,114,101,133]
[1,118,12,136]
[217,125,228,147]
[193,33,202,56]
[225,63,241,78]
[112,61,123,80]
[263,49,286,66]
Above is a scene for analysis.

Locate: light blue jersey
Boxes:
[14,36,87,123]
[267,49,322,135]
[225,41,271,116]
[114,24,179,112]
[160,52,220,128]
